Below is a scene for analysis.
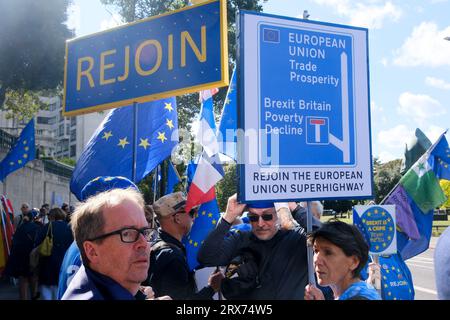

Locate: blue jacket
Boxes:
[61,264,139,300]
[434,227,450,300]
[57,241,82,299]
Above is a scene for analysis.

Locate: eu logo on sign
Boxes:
[263,28,280,43]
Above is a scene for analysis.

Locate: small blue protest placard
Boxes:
[353,205,397,255]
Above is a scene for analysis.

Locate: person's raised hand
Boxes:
[223,194,246,224]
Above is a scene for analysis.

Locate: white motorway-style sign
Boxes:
[238,11,373,202]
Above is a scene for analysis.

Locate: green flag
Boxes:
[401,128,432,174]
[400,154,446,212]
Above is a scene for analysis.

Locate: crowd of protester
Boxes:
[1,177,448,300]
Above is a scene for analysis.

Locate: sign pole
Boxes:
[132,101,138,182]
[306,201,316,286]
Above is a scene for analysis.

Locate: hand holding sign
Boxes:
[223,194,246,224]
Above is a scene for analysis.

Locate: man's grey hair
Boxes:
[70,188,144,265]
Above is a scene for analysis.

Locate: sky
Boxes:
[68,0,450,163]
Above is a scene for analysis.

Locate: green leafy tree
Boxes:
[0,0,73,116]
[216,163,237,211]
[440,179,450,208]
[373,159,402,203]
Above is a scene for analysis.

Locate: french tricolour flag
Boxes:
[186,89,224,212]
[196,89,220,157]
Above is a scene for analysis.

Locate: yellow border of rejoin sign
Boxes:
[62,0,228,116]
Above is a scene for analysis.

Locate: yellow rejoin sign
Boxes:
[63,0,228,116]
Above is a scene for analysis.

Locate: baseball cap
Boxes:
[152,192,187,218]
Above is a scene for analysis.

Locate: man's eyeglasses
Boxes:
[247,213,274,222]
[88,227,158,243]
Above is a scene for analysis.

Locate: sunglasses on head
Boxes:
[247,213,274,222]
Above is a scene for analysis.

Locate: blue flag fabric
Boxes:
[360,254,415,300]
[183,198,220,271]
[352,208,371,245]
[430,132,450,180]
[165,161,181,195]
[70,98,178,200]
[0,119,35,182]
[396,196,434,260]
[218,68,237,160]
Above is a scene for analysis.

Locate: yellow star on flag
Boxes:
[9,162,14,166]
[157,132,167,143]
[208,213,213,217]
[102,131,113,141]
[166,119,174,129]
[164,102,173,112]
[139,138,150,150]
[23,140,27,145]
[202,211,206,215]
[18,160,22,164]
[212,220,217,225]
[118,137,130,148]
[23,154,28,159]
[194,242,198,247]
[24,146,29,151]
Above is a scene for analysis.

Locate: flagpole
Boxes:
[132,101,138,182]
[306,201,316,286]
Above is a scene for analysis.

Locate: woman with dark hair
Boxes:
[304,220,380,300]
[34,207,73,299]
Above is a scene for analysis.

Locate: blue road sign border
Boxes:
[237,10,374,203]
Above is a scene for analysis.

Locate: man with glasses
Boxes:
[198,194,310,299]
[145,192,223,299]
[62,188,156,300]
[57,176,143,299]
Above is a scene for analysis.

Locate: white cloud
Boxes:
[380,58,388,66]
[100,13,125,31]
[311,0,402,29]
[397,92,446,124]
[393,22,450,67]
[66,3,81,33]
[377,125,413,149]
[377,151,397,163]
[425,76,450,90]
[425,125,447,143]
[370,100,388,124]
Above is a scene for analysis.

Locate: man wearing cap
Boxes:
[145,191,223,299]
[198,194,310,299]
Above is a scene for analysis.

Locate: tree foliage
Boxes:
[0,0,73,92]
[216,163,237,211]
[373,158,402,203]
[440,179,450,208]
[0,0,73,117]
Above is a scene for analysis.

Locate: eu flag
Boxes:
[70,98,179,200]
[183,198,220,271]
[218,68,237,160]
[0,119,35,182]
[165,161,181,195]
